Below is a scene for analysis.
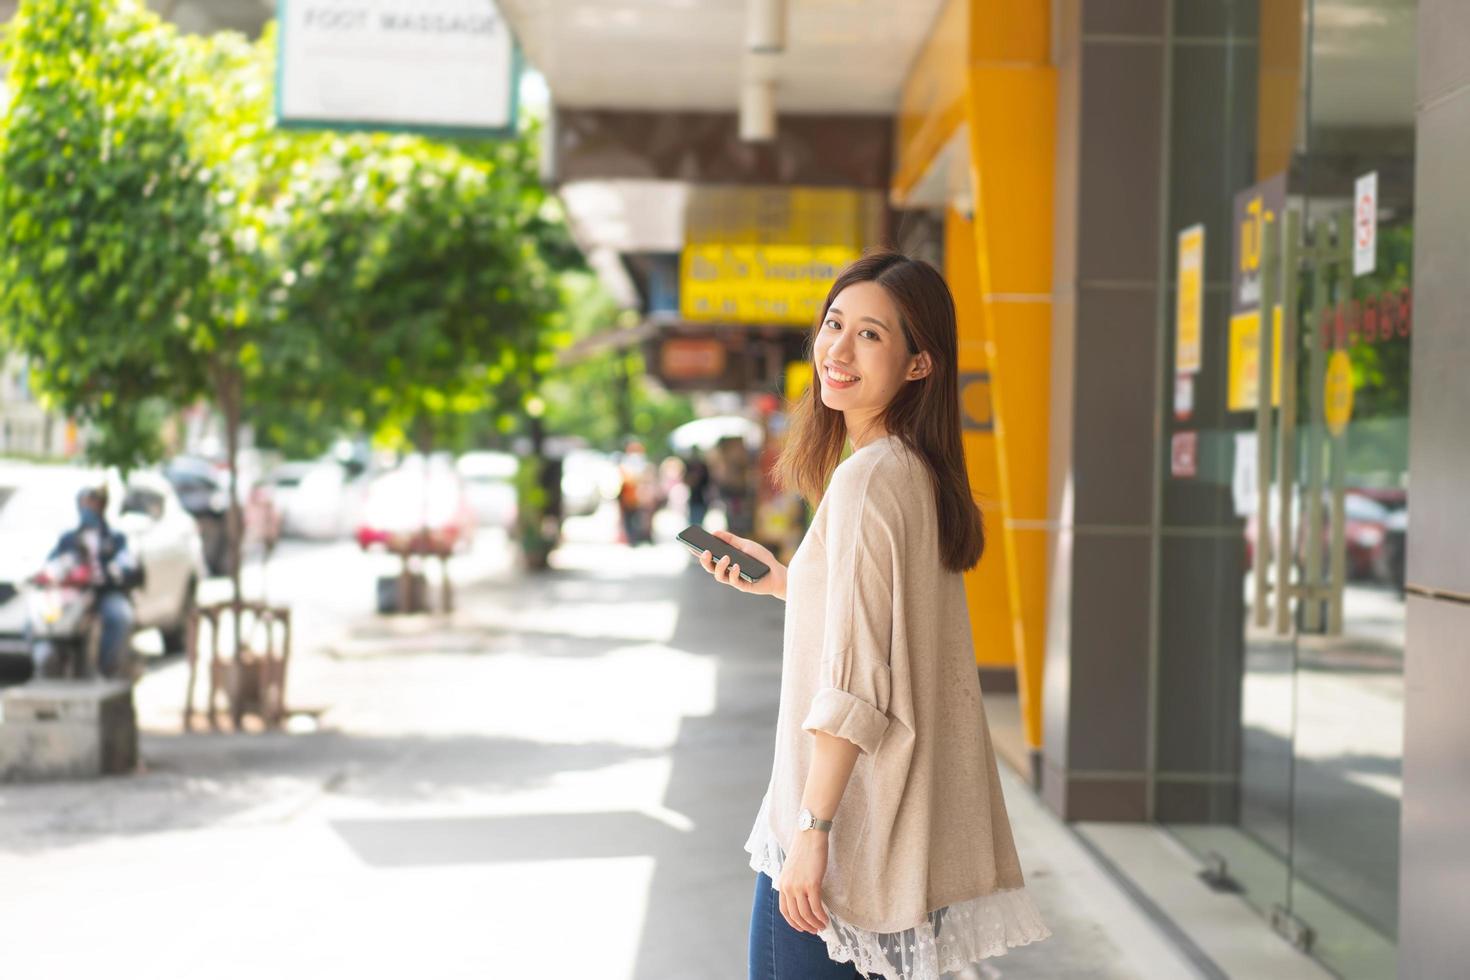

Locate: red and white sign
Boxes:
[659,338,726,380]
[1354,171,1377,277]
[1173,372,1194,421]
[1171,431,1198,479]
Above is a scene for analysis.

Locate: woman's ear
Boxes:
[908,352,933,381]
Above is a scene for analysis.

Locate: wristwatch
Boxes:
[796,807,833,832]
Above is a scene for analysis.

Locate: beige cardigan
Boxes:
[749,433,1036,937]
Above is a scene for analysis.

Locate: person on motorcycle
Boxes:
[34,484,142,678]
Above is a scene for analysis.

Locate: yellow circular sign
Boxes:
[1324,350,1354,436]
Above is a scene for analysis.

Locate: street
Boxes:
[0,505,1201,979]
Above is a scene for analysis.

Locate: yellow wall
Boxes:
[945,207,1016,671]
[893,0,1055,755]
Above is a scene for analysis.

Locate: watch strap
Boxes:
[799,808,834,832]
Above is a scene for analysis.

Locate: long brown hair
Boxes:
[776,250,985,573]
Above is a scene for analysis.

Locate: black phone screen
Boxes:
[676,525,771,582]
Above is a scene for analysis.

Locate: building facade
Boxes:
[880,1,1462,976]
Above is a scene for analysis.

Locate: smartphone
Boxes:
[677,525,771,583]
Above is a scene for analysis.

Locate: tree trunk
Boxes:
[413,412,434,456]
[217,360,245,659]
[614,354,634,440]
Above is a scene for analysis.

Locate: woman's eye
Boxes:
[824,319,877,340]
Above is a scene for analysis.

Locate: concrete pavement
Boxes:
[0,512,1207,979]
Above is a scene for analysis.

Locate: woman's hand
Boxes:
[698,530,787,600]
[777,830,830,934]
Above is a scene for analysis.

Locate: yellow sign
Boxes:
[784,361,813,405]
[1175,225,1204,374]
[1227,305,1283,411]
[680,186,879,325]
[680,244,861,324]
[1324,350,1354,436]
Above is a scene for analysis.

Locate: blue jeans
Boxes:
[748,872,879,980]
[96,591,134,676]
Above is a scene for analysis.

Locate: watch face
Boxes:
[797,809,811,829]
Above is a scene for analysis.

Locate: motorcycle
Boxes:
[25,555,107,680]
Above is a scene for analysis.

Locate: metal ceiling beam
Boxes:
[549,108,893,189]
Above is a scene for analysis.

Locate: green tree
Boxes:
[539,271,697,456]
[0,0,569,608]
[0,0,216,468]
[273,125,559,454]
[0,4,326,621]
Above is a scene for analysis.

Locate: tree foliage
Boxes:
[0,0,567,468]
[539,271,696,456]
[0,0,217,466]
[272,125,559,452]
[0,0,584,615]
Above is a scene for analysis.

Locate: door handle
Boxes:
[1252,205,1280,628]
[1274,208,1302,636]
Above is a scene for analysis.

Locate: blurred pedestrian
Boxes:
[538,452,565,547]
[694,251,1051,979]
[684,449,711,527]
[657,454,685,517]
[616,440,654,545]
[711,434,754,536]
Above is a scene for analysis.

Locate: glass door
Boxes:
[1244,3,1416,975]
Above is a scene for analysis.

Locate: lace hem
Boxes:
[744,823,1051,980]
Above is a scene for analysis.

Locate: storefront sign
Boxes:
[1324,350,1354,436]
[680,245,860,324]
[1231,174,1286,315]
[1175,224,1204,375]
[1354,171,1377,277]
[1229,174,1286,413]
[1227,305,1282,412]
[277,0,518,136]
[1171,431,1198,478]
[1319,287,1412,348]
[1174,373,1194,421]
[680,186,879,325]
[658,338,727,382]
[1231,431,1257,517]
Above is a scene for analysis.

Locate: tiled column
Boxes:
[1151,2,1258,824]
[1397,1,1470,973]
[1041,0,1169,822]
[1041,0,1256,821]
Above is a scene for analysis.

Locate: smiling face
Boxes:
[813,280,931,442]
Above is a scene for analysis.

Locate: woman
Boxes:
[697,251,1051,980]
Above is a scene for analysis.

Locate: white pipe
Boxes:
[739,77,776,142]
[746,0,785,54]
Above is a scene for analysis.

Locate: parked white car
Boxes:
[561,448,619,517]
[456,450,519,530]
[0,464,206,667]
[262,460,366,540]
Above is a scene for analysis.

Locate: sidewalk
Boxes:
[0,527,1204,979]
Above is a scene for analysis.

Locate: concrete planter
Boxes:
[0,679,138,781]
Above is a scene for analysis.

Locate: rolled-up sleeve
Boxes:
[800,475,896,756]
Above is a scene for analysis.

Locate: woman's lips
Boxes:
[824,365,860,389]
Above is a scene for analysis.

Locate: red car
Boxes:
[355,455,476,556]
[1243,490,1394,582]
